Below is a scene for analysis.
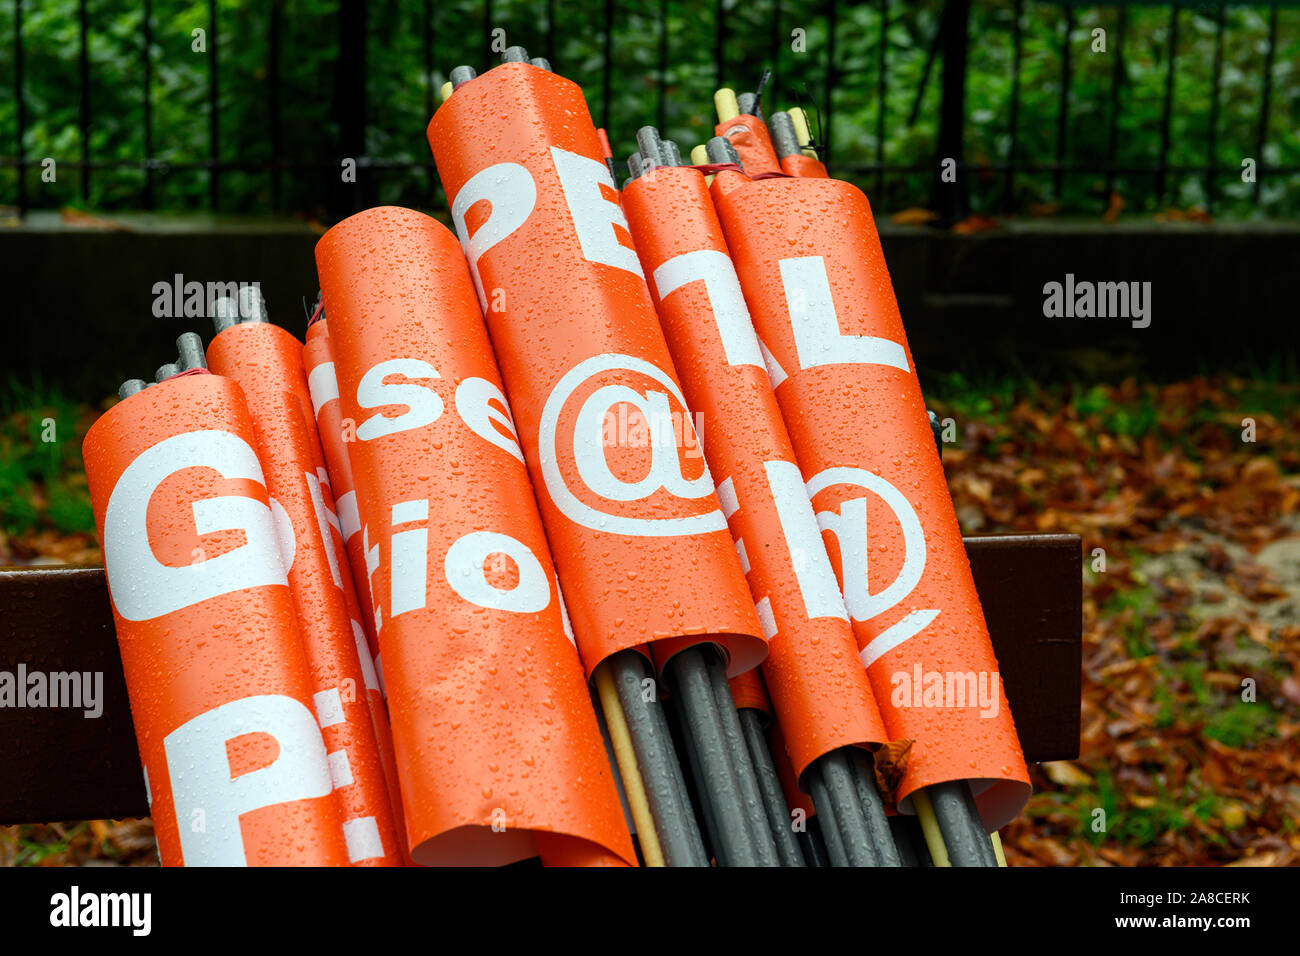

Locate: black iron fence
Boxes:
[3,0,1298,222]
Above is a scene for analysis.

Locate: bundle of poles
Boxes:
[83,48,1027,868]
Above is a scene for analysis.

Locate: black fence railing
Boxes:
[3,0,1298,222]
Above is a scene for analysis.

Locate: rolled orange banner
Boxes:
[428,62,765,678]
[622,165,888,781]
[715,114,782,176]
[303,320,380,677]
[83,372,351,865]
[315,205,636,867]
[207,322,404,866]
[712,173,1031,830]
[301,320,411,855]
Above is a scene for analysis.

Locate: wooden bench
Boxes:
[0,533,1082,826]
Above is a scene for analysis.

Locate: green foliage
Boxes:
[2,1,1298,218]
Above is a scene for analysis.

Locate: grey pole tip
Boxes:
[176,332,208,371]
[450,65,477,88]
[502,45,530,63]
[212,295,239,334]
[155,363,180,383]
[635,126,664,168]
[737,92,763,121]
[627,152,643,180]
[662,140,682,167]
[237,285,268,323]
[769,110,800,159]
[529,57,551,71]
[706,136,742,167]
[118,379,147,400]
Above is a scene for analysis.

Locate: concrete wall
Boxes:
[4,214,1297,401]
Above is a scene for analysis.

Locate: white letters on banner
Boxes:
[653,249,765,370]
[539,353,723,537]
[164,694,333,866]
[451,162,537,311]
[356,359,443,441]
[450,146,641,310]
[805,467,940,667]
[103,431,286,621]
[778,256,910,375]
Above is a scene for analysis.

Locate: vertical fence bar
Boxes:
[79,0,90,202]
[1103,5,1128,208]
[14,0,25,216]
[208,0,219,209]
[423,0,434,118]
[1054,3,1073,200]
[1003,0,1023,212]
[483,0,493,71]
[1205,3,1225,213]
[424,0,435,193]
[824,0,837,162]
[906,19,940,128]
[545,0,555,61]
[657,0,668,134]
[1254,4,1279,204]
[332,0,369,220]
[269,0,282,211]
[1156,3,1180,205]
[602,0,613,131]
[768,0,780,111]
[142,0,153,208]
[931,0,971,222]
[715,0,726,90]
[875,0,887,200]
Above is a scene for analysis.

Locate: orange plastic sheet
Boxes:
[715,114,781,176]
[83,373,351,865]
[428,62,765,678]
[779,153,828,179]
[622,166,888,781]
[314,205,635,867]
[728,666,771,717]
[207,323,405,866]
[712,172,1031,830]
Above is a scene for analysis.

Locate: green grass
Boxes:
[1064,766,1231,850]
[1203,700,1278,749]
[1100,583,1161,659]
[0,375,97,538]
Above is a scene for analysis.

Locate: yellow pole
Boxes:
[991,830,1008,867]
[439,81,453,103]
[788,107,819,159]
[594,662,666,867]
[714,88,740,123]
[690,144,715,184]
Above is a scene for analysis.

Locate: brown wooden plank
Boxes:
[964,533,1083,765]
[0,567,148,824]
[0,533,1080,825]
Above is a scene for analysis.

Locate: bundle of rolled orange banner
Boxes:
[81,50,1027,868]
